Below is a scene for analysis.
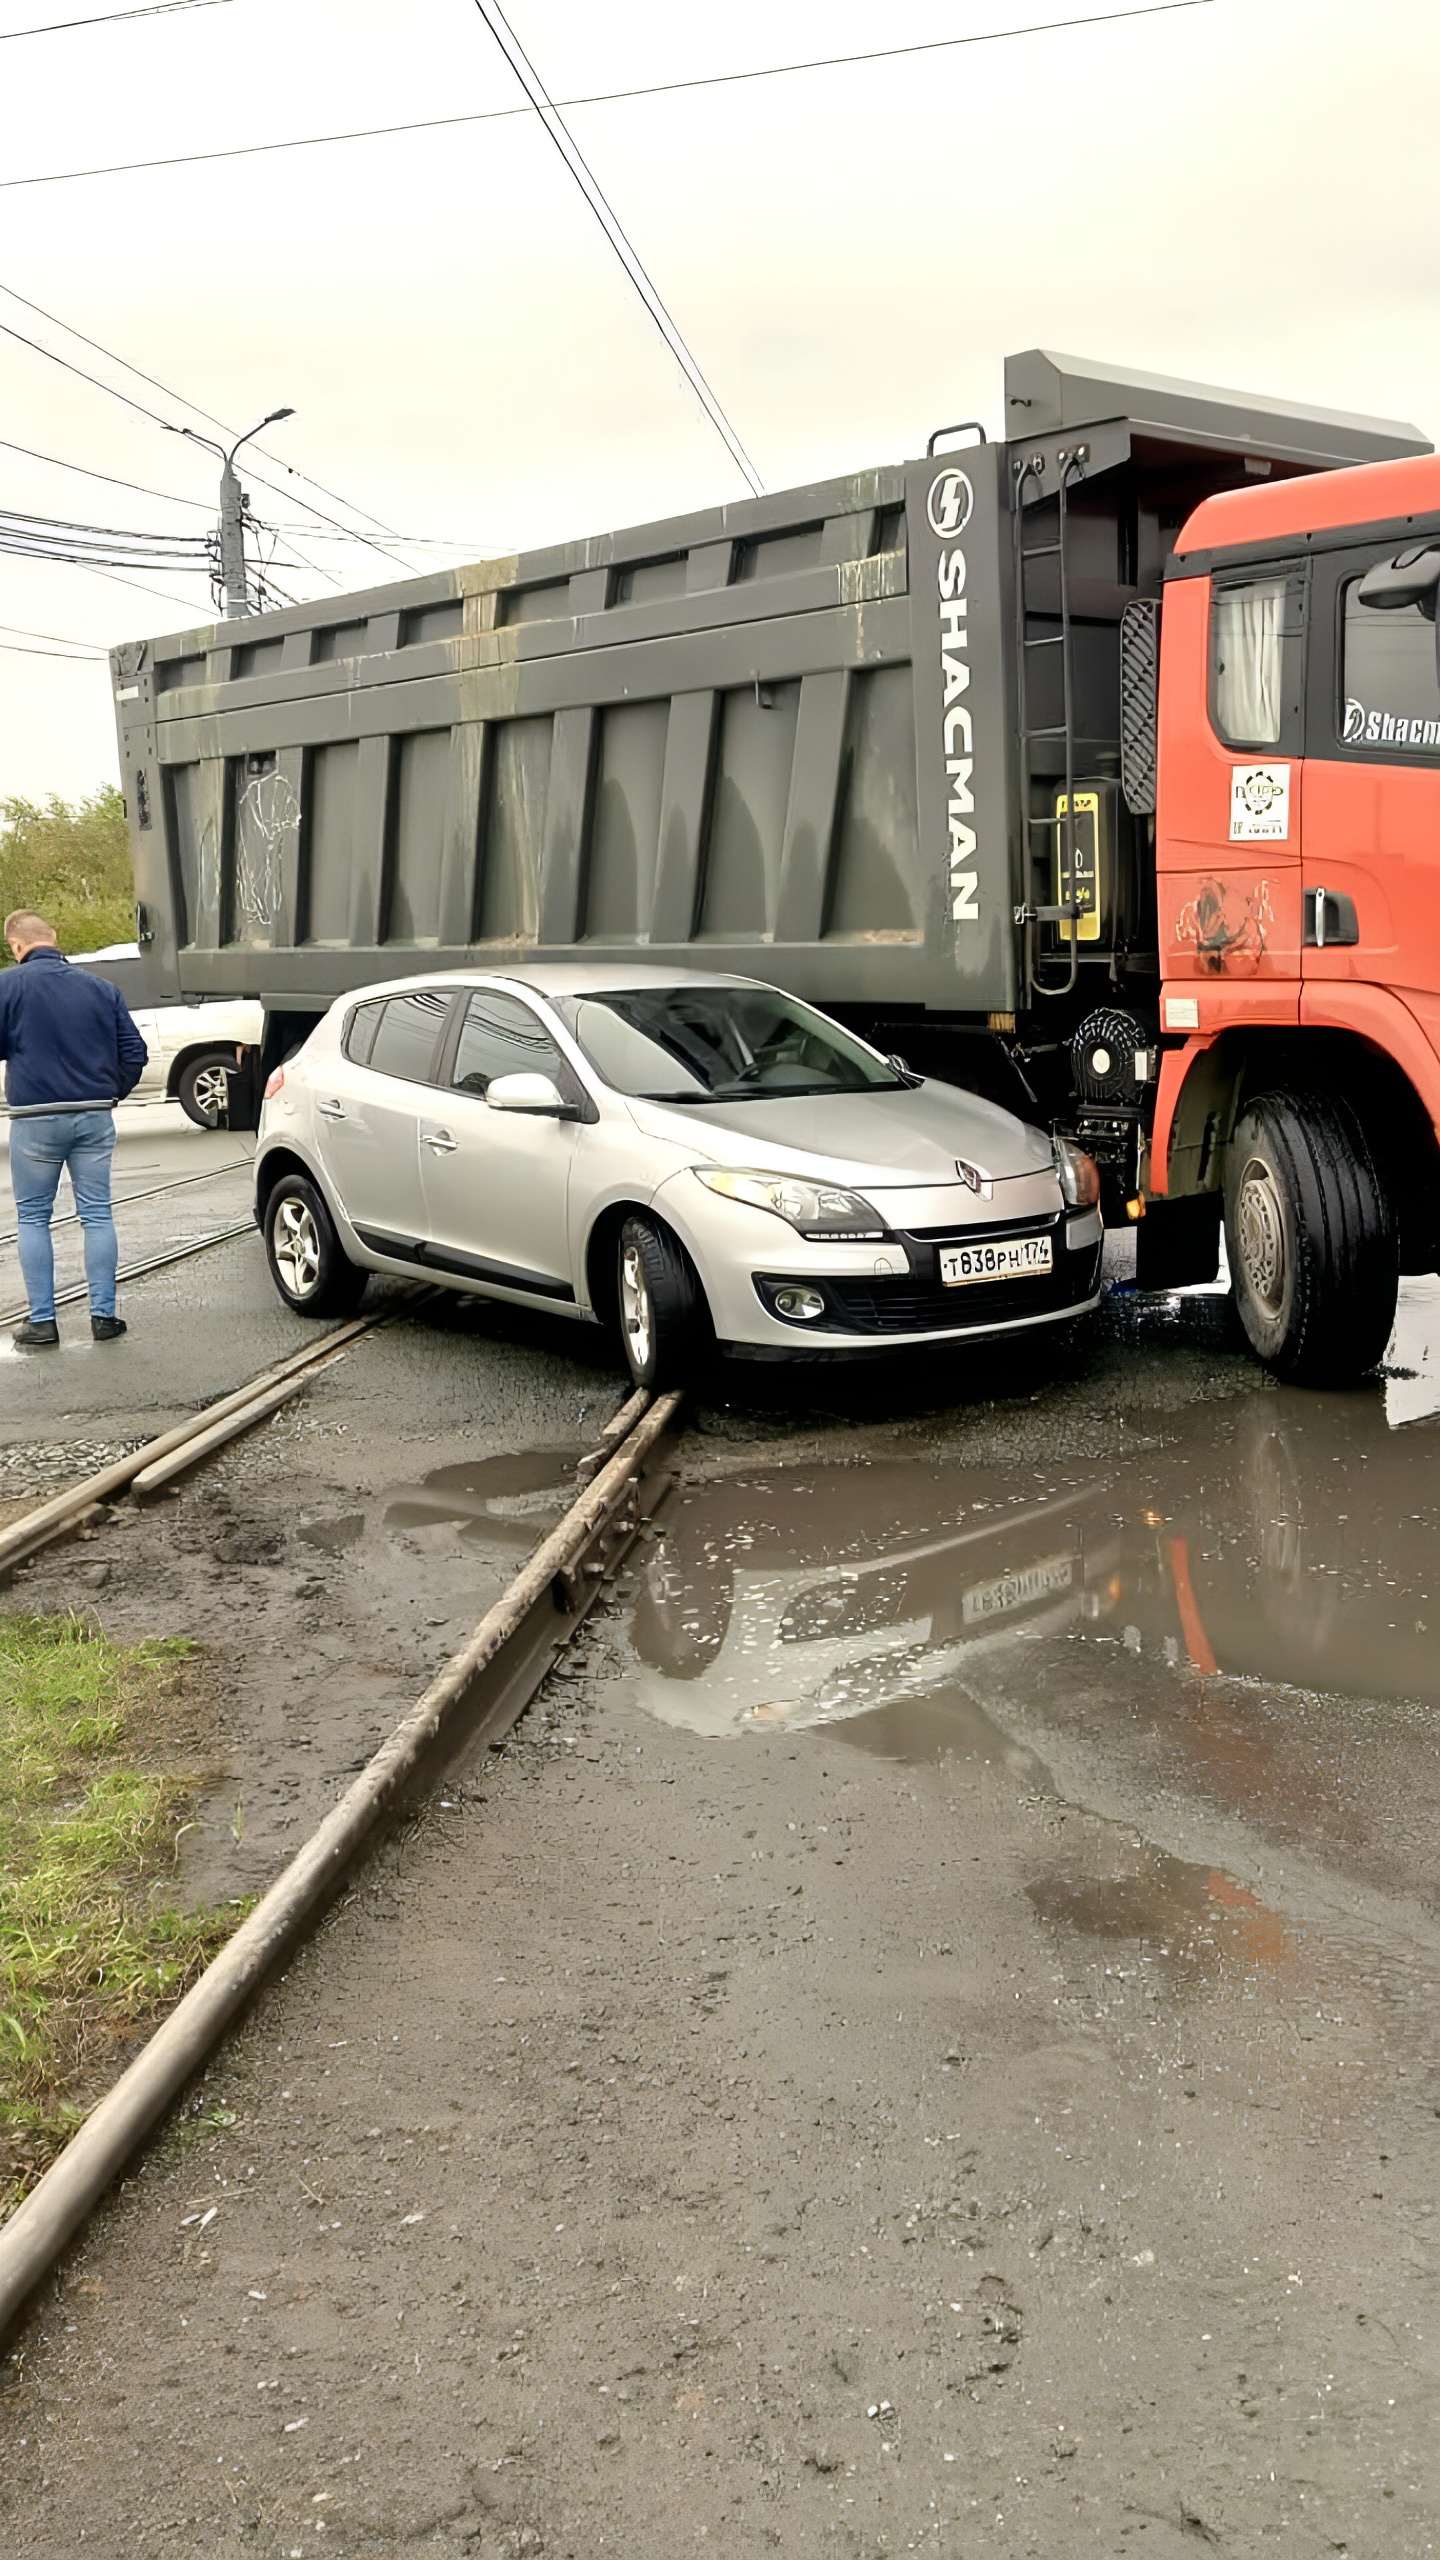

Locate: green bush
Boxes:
[0,787,135,961]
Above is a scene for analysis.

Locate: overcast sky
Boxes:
[2,0,1436,803]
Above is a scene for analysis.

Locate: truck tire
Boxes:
[1223,1091,1397,1383]
[617,1215,709,1390]
[263,1173,368,1318]
[176,1050,234,1128]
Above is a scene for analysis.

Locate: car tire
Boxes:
[263,1173,368,1318]
[617,1214,709,1390]
[1223,1090,1397,1383]
[176,1050,235,1128]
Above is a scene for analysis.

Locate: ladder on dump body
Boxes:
[1012,442,1088,999]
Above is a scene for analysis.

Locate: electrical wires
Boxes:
[471,0,762,497]
[0,504,214,573]
[0,5,1217,195]
[0,0,230,38]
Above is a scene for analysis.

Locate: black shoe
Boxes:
[14,1318,59,1348]
[91,1315,127,1342]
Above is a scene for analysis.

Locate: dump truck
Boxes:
[108,347,1440,1379]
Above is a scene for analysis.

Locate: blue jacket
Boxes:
[0,947,148,1114]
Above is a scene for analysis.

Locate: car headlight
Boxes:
[1054,1136,1101,1210]
[694,1167,885,1241]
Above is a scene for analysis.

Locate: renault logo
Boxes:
[926,467,975,540]
[955,1158,992,1197]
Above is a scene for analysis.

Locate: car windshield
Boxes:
[552,986,903,1104]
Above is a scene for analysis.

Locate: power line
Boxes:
[0,294,421,575]
[471,0,763,497]
[0,617,107,654]
[0,5,1215,194]
[0,431,214,511]
[0,640,108,660]
[0,0,230,39]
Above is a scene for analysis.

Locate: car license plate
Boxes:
[962,1551,1074,1625]
[939,1235,1053,1287]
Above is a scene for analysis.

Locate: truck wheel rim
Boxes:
[620,1240,652,1372]
[190,1064,230,1123]
[273,1198,321,1298]
[1236,1157,1287,1317]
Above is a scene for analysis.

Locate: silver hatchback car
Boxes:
[255,965,1103,1385]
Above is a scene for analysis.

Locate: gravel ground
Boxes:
[0,1132,1435,2559]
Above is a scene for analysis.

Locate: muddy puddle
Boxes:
[619,1372,1438,1906]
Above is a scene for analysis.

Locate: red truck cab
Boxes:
[1147,455,1440,1378]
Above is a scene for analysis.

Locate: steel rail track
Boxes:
[0,1216,256,1329]
[0,1306,386,1571]
[0,1383,681,2338]
[0,1153,251,1251]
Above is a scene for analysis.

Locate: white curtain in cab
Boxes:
[1214,578,1286,745]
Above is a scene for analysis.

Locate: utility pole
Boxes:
[165,407,294,618]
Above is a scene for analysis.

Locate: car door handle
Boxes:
[317,1098,347,1120]
[422,1127,457,1153]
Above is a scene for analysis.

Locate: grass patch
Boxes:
[0,1612,240,2217]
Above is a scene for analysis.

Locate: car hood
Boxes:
[624,1079,1054,1188]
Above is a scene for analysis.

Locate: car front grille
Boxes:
[755,1214,1100,1338]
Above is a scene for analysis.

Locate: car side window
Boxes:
[1339,577,1440,758]
[365,989,453,1082]
[451,991,564,1095]
[1210,567,1306,750]
[343,998,384,1065]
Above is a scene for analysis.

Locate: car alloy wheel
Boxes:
[272,1195,322,1300]
[620,1233,653,1374]
[189,1061,231,1125]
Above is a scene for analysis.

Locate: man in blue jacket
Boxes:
[0,909,148,1347]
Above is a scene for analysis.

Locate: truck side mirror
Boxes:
[1119,598,1160,817]
[1355,545,1440,618]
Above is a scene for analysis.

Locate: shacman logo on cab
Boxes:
[929,465,979,926]
[926,468,974,540]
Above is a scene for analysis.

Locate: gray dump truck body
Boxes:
[111,350,1426,1090]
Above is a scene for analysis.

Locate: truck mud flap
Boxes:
[1134,1192,1221,1292]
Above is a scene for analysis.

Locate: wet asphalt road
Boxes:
[0,1115,1435,2557]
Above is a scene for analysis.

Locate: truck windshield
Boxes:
[553,987,903,1104]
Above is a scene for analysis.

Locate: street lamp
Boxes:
[164,408,295,620]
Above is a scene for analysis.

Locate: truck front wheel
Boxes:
[1223,1092,1397,1384]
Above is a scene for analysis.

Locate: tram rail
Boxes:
[0,1370,680,2338]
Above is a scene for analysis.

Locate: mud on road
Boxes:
[0,1174,1435,2557]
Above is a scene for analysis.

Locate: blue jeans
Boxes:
[9,1110,118,1323]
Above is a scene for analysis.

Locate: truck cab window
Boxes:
[1340,580,1440,754]
[1210,570,1304,748]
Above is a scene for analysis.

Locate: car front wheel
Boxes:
[617,1215,709,1390]
[264,1173,368,1318]
[1223,1090,1397,1382]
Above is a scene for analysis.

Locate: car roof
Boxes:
[330,960,761,1010]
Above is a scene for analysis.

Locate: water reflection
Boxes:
[634,1394,1436,1725]
[383,1448,583,1546]
[1027,1848,1294,1976]
[624,1387,1438,1868]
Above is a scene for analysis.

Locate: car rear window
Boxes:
[342,999,384,1065]
[364,989,453,1082]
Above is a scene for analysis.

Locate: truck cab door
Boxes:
[1156,565,1306,1034]
[1301,544,1440,1032]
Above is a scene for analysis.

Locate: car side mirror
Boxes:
[485,1071,570,1115]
